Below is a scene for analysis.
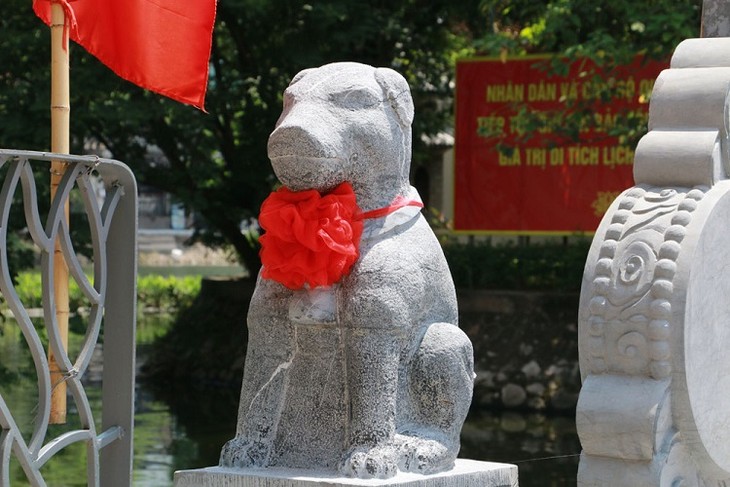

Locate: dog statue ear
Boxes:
[375,68,415,129]
[289,68,316,87]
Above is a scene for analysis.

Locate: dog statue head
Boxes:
[267,62,414,211]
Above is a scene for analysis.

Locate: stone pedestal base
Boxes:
[173,459,518,487]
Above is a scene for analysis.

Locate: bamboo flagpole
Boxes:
[49,1,70,424]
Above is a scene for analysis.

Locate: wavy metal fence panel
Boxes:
[0,149,137,486]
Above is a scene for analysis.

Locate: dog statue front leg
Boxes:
[220,276,295,468]
[339,327,404,479]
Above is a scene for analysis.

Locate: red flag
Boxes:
[33,0,217,110]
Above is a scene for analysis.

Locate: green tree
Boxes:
[478,0,701,60]
[474,0,702,145]
[0,0,483,277]
[0,0,703,277]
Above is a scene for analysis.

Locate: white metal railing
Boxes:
[0,149,137,486]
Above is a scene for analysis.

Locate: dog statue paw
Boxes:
[340,445,400,479]
[219,437,268,469]
[220,62,475,479]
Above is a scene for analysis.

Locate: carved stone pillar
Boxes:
[577,38,730,486]
[703,0,730,37]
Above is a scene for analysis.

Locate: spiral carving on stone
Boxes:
[621,254,646,283]
[612,241,656,305]
[617,331,648,359]
[586,185,706,379]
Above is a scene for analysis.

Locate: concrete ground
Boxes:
[138,229,237,267]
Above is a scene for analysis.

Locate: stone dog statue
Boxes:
[220,62,474,479]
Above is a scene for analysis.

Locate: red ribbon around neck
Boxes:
[258,182,423,290]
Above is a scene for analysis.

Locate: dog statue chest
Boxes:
[288,286,338,325]
[284,214,412,327]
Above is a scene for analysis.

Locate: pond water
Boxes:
[0,313,580,486]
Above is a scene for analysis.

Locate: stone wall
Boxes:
[459,290,580,413]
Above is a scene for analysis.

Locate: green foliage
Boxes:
[5,233,36,278]
[474,0,702,147]
[6,272,201,313]
[136,275,202,311]
[444,239,591,291]
[1,0,703,274]
[1,0,485,276]
[11,272,43,309]
[478,0,700,60]
[142,279,253,389]
[0,162,42,282]
[11,272,82,310]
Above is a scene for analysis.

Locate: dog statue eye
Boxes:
[337,88,381,111]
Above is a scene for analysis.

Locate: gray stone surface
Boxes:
[702,0,730,37]
[576,37,730,486]
[174,460,518,487]
[219,63,478,480]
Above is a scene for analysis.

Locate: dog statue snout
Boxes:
[268,124,332,160]
[267,125,348,192]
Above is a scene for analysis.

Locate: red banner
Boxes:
[454,56,667,233]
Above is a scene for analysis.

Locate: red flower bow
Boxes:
[259,182,363,289]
